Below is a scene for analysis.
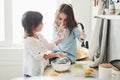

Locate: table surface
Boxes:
[43,60,98,77]
[12,76,98,80]
[12,60,119,80]
[12,60,99,80]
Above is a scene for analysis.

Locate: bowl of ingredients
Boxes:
[51,56,71,72]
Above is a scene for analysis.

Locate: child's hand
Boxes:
[57,25,66,41]
[58,30,65,41]
[57,23,64,35]
[58,23,64,33]
[54,26,65,45]
[80,31,87,40]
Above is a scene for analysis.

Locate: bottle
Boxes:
[109,0,115,14]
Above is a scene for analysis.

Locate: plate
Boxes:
[76,47,89,60]
[76,54,88,60]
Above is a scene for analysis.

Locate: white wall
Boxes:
[0,48,23,80]
[57,0,70,5]
[71,0,92,41]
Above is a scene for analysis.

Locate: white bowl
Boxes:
[51,62,71,72]
[51,57,71,72]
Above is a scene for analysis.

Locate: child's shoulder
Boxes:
[72,27,80,34]
[73,27,79,31]
[24,37,34,43]
[36,32,44,38]
[24,37,40,46]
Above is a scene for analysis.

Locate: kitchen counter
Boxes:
[11,61,119,80]
[44,60,98,78]
[12,76,98,80]
[12,61,98,80]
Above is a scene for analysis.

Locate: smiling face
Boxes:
[54,4,77,35]
[57,12,67,27]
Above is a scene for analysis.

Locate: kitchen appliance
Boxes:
[78,23,89,49]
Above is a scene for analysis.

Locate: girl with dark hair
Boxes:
[52,4,86,63]
[22,11,66,77]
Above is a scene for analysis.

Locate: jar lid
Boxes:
[99,63,112,68]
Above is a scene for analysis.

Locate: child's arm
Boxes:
[43,52,66,60]
[25,38,65,61]
[80,31,86,40]
[25,38,46,61]
[73,28,86,42]
[38,28,65,50]
[54,37,63,45]
[55,24,65,45]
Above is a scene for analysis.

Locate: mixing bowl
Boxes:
[51,57,71,72]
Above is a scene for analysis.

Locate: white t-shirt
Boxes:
[23,32,56,76]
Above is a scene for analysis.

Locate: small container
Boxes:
[104,8,110,15]
[99,63,112,79]
[109,0,116,14]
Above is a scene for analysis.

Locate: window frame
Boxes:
[0,0,13,47]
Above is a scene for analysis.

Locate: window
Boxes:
[0,0,57,47]
[12,0,57,45]
[0,0,73,47]
[0,0,4,41]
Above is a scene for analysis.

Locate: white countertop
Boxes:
[12,61,97,80]
[94,15,120,20]
[12,76,97,80]
[43,61,97,77]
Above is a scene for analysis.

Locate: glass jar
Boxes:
[109,0,116,14]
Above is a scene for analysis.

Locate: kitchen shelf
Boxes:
[94,15,120,20]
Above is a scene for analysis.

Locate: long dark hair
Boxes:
[22,11,43,38]
[54,4,77,35]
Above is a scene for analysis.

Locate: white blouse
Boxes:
[23,32,56,76]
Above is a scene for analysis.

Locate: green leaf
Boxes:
[74,64,83,69]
